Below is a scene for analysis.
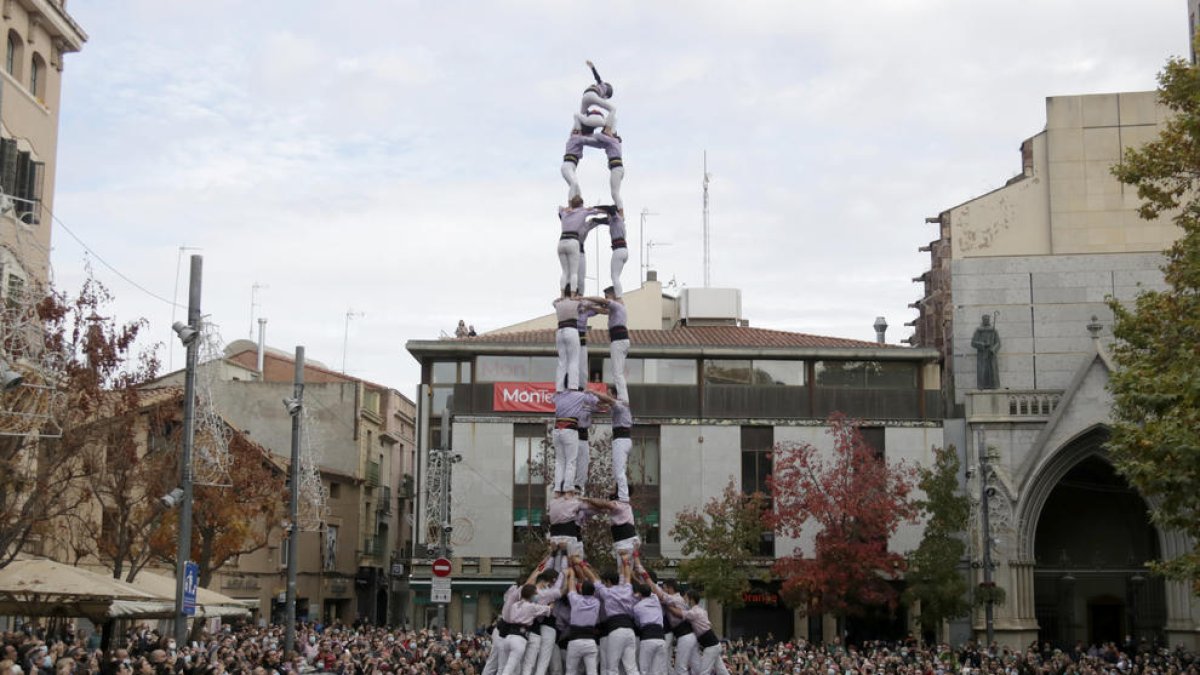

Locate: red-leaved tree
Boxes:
[768,413,920,617]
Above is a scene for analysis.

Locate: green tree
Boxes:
[904,445,971,635]
[1108,47,1200,589]
[669,478,768,619]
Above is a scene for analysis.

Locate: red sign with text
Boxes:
[493,382,607,413]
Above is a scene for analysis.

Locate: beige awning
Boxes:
[123,570,250,618]
[0,558,161,621]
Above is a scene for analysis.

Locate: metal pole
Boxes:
[978,427,995,646]
[285,347,305,655]
[174,255,202,645]
[435,404,451,630]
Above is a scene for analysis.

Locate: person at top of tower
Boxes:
[573,60,616,137]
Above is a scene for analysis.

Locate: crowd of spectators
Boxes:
[1,620,1197,675]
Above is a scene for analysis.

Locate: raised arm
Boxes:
[586,60,603,86]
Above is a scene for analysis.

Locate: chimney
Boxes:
[256,318,267,375]
[873,316,888,345]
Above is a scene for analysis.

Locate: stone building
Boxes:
[0,0,86,287]
[910,91,1200,648]
[406,281,944,640]
[153,341,418,625]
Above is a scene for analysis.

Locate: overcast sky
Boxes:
[50,0,1185,398]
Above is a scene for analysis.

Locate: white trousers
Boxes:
[578,244,587,299]
[609,165,624,211]
[671,634,697,675]
[534,625,559,675]
[502,635,530,675]
[558,239,581,296]
[553,428,580,493]
[574,431,590,492]
[610,248,628,300]
[611,436,632,502]
[579,338,589,390]
[550,644,565,675]
[566,639,599,675]
[483,627,504,675]
[603,627,639,675]
[696,644,726,675]
[556,327,580,392]
[610,339,630,402]
[521,630,543,675]
[638,639,668,675]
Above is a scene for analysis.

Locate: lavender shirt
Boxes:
[607,301,627,329]
[595,582,636,617]
[610,400,632,429]
[560,207,603,237]
[548,495,584,526]
[500,584,521,622]
[568,592,601,627]
[554,390,599,420]
[583,133,622,160]
[608,212,626,242]
[683,604,712,634]
[510,599,553,627]
[632,595,664,629]
[554,297,582,324]
[660,592,687,628]
[609,501,634,526]
[578,304,598,332]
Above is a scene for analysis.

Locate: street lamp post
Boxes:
[172,255,202,646]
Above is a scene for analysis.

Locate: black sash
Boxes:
[670,621,693,638]
[549,521,581,538]
[611,522,637,541]
[568,625,598,642]
[560,232,579,240]
[497,620,511,638]
[577,427,589,441]
[637,623,665,640]
[697,629,719,649]
[602,614,635,633]
[612,427,631,439]
[609,326,629,341]
[558,319,577,329]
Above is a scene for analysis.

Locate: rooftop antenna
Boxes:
[639,208,659,284]
[250,282,269,338]
[703,151,711,288]
[646,239,672,272]
[342,308,364,374]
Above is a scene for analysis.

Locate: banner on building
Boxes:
[493,382,607,413]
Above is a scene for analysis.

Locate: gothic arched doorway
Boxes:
[1032,444,1166,648]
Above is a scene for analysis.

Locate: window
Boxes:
[627,427,662,546]
[364,389,381,415]
[512,424,549,553]
[0,138,45,224]
[860,427,885,461]
[741,426,774,556]
[814,361,916,389]
[5,273,24,308]
[752,360,805,386]
[5,31,21,79]
[603,358,697,385]
[29,53,43,99]
[323,525,338,571]
[476,356,557,383]
[704,360,806,386]
[328,481,341,499]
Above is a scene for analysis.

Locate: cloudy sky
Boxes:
[50,0,1185,397]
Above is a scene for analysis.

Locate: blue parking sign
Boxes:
[183,561,199,616]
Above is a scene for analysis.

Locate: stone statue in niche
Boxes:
[971,314,1001,389]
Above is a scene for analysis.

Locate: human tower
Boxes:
[479,63,731,675]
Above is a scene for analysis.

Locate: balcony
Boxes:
[362,535,384,559]
[398,474,414,499]
[966,389,1063,423]
[377,486,392,516]
[365,461,381,487]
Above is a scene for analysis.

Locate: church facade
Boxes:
[911,91,1200,648]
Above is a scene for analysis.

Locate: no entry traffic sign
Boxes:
[432,557,452,578]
